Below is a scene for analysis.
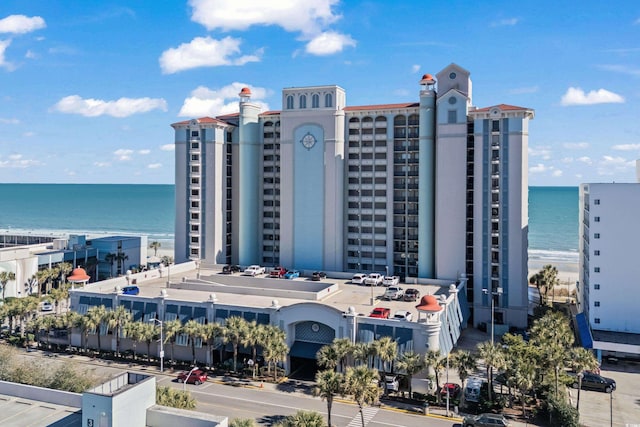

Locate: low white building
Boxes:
[577,162,640,357]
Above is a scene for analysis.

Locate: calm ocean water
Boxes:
[0,184,578,264]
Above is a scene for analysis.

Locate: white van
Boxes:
[464,377,485,402]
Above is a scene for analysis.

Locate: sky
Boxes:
[1,0,639,185]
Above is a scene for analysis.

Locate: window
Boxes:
[491,120,500,132]
[325,93,333,108]
[594,250,600,256]
[594,199,600,205]
[594,318,600,324]
[191,131,199,137]
[594,267,600,273]
[299,95,307,109]
[286,95,294,109]
[312,94,319,108]
[448,110,457,124]
[594,301,600,307]
[594,216,600,222]
[594,233,600,239]
[594,284,600,290]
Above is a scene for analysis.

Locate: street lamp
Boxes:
[445,302,450,417]
[153,319,164,373]
[483,287,503,344]
[184,366,199,391]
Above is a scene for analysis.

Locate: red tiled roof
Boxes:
[259,110,282,116]
[473,103,530,112]
[171,117,230,126]
[344,102,419,111]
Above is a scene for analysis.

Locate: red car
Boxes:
[270,266,287,278]
[440,382,461,399]
[369,307,391,319]
[177,369,207,385]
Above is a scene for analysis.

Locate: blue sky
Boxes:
[1,0,639,185]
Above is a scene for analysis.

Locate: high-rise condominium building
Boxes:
[171,63,533,328]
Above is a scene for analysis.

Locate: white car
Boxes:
[351,273,367,285]
[243,265,265,276]
[382,276,399,287]
[364,273,383,286]
[384,375,399,392]
[40,301,53,312]
[384,286,404,300]
[393,310,413,321]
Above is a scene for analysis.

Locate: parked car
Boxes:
[571,372,616,393]
[222,265,241,274]
[383,375,399,392]
[369,307,391,319]
[364,273,383,286]
[243,265,265,276]
[121,285,140,295]
[284,270,300,279]
[383,286,404,300]
[440,382,461,399]
[351,273,367,285]
[382,276,399,287]
[403,288,420,302]
[462,413,510,427]
[464,377,486,403]
[176,369,208,385]
[270,266,287,278]
[311,271,327,281]
[40,301,53,312]
[392,310,412,321]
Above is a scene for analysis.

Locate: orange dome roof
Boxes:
[68,267,90,282]
[239,87,252,96]
[420,73,435,85]
[416,295,443,312]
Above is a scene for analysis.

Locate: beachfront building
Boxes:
[577,170,640,356]
[171,63,534,328]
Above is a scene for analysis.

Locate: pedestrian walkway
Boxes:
[346,406,379,427]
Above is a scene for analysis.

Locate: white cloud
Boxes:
[159,36,261,74]
[305,31,355,55]
[529,163,547,173]
[528,146,551,160]
[563,142,589,149]
[598,64,640,77]
[52,95,167,117]
[0,39,15,71]
[0,117,19,124]
[189,0,341,34]
[560,87,624,106]
[596,155,634,175]
[490,18,519,27]
[577,156,592,164]
[551,170,563,177]
[147,163,162,169]
[612,143,640,151]
[25,49,37,59]
[138,149,151,155]
[23,131,35,137]
[0,153,41,168]
[160,144,175,151]
[561,157,573,163]
[114,149,133,161]
[0,15,46,34]
[178,83,270,117]
[411,64,420,73]
[94,161,110,168]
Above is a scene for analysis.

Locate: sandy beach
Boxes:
[529,259,579,299]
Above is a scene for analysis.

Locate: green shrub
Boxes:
[543,393,579,427]
[156,385,196,410]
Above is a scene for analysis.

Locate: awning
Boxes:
[289,341,326,359]
[576,313,593,349]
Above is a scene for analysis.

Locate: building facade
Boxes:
[172,63,533,328]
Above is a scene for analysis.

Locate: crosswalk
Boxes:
[346,406,379,427]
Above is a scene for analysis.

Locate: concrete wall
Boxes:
[0,381,81,407]
[147,405,228,427]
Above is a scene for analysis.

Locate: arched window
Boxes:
[325,93,333,108]
[299,95,307,109]
[286,95,294,110]
[312,94,320,108]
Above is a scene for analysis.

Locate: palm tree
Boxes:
[107,306,132,357]
[279,410,324,427]
[396,351,424,398]
[317,344,339,371]
[124,321,144,360]
[163,318,183,363]
[115,252,129,276]
[451,350,477,405]
[49,286,69,315]
[0,271,16,300]
[570,347,599,411]
[332,338,353,372]
[60,311,81,349]
[204,322,225,367]
[57,262,73,287]
[352,342,371,367]
[35,269,51,296]
[423,349,445,397]
[182,320,205,364]
[24,274,38,296]
[375,336,397,374]
[224,316,248,372]
[529,264,559,306]
[263,337,288,381]
[80,311,100,353]
[140,321,158,361]
[343,366,381,427]
[86,305,108,354]
[314,369,343,427]
[149,241,161,257]
[477,341,505,402]
[16,296,39,338]
[229,419,256,427]
[105,253,117,278]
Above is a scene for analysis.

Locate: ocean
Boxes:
[0,184,579,267]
